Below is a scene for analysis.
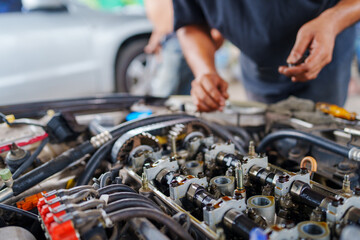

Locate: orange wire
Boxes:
[300,156,318,173]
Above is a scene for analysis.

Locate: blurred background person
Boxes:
[144,0,223,97]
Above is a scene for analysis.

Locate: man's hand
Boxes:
[191,73,229,112]
[278,15,336,82]
[144,31,163,55]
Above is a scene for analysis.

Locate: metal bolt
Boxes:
[234,190,243,200]
[235,162,244,190]
[300,167,308,174]
[170,180,179,188]
[342,174,351,193]
[206,203,214,211]
[278,175,285,183]
[248,141,256,157]
[141,170,149,190]
[171,135,177,156]
[355,187,360,196]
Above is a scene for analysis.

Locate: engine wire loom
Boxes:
[0,96,360,239]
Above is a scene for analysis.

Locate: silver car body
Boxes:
[0,1,152,105]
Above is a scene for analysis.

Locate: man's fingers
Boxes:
[287,29,312,64]
[217,77,229,99]
[279,43,328,81]
[201,76,224,103]
[291,65,322,82]
[192,82,220,110]
[191,93,211,112]
[279,64,308,77]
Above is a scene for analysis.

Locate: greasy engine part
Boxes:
[1,96,360,240]
[115,132,161,168]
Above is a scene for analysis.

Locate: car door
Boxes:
[0,7,98,105]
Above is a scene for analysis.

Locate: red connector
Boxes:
[48,220,78,240]
[37,194,79,240]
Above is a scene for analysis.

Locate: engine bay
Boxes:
[0,95,360,240]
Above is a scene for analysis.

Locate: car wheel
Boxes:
[115,38,155,95]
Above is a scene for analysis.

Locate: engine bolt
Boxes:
[300,168,308,174]
[342,174,351,193]
[278,175,285,183]
[170,180,179,188]
[248,141,256,157]
[355,187,360,196]
[206,203,214,211]
[332,199,339,207]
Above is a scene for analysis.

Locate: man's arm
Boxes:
[177,25,228,112]
[279,0,360,82]
[144,0,173,54]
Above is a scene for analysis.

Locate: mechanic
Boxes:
[173,0,360,112]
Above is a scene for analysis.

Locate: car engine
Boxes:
[0,95,359,240]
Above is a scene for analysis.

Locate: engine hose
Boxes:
[12,141,95,196]
[76,141,114,186]
[0,203,38,221]
[224,125,252,145]
[108,207,194,240]
[98,184,136,195]
[200,120,246,154]
[76,114,197,186]
[105,199,161,213]
[13,137,49,179]
[107,192,153,203]
[257,129,349,158]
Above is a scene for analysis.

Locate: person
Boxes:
[173,0,360,112]
[144,0,195,97]
[144,0,224,97]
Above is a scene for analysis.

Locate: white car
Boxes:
[0,0,153,105]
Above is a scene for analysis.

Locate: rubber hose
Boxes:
[98,184,136,195]
[108,207,193,240]
[107,192,152,203]
[257,129,349,158]
[105,199,161,213]
[76,114,197,186]
[0,203,38,221]
[76,141,113,186]
[224,125,252,144]
[200,120,246,154]
[13,137,49,179]
[12,141,95,196]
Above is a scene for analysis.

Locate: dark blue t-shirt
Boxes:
[173,0,355,105]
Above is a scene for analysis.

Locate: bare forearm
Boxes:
[177,25,217,77]
[144,0,173,34]
[321,0,360,35]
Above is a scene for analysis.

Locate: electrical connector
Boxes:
[38,192,79,240]
[17,192,45,211]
